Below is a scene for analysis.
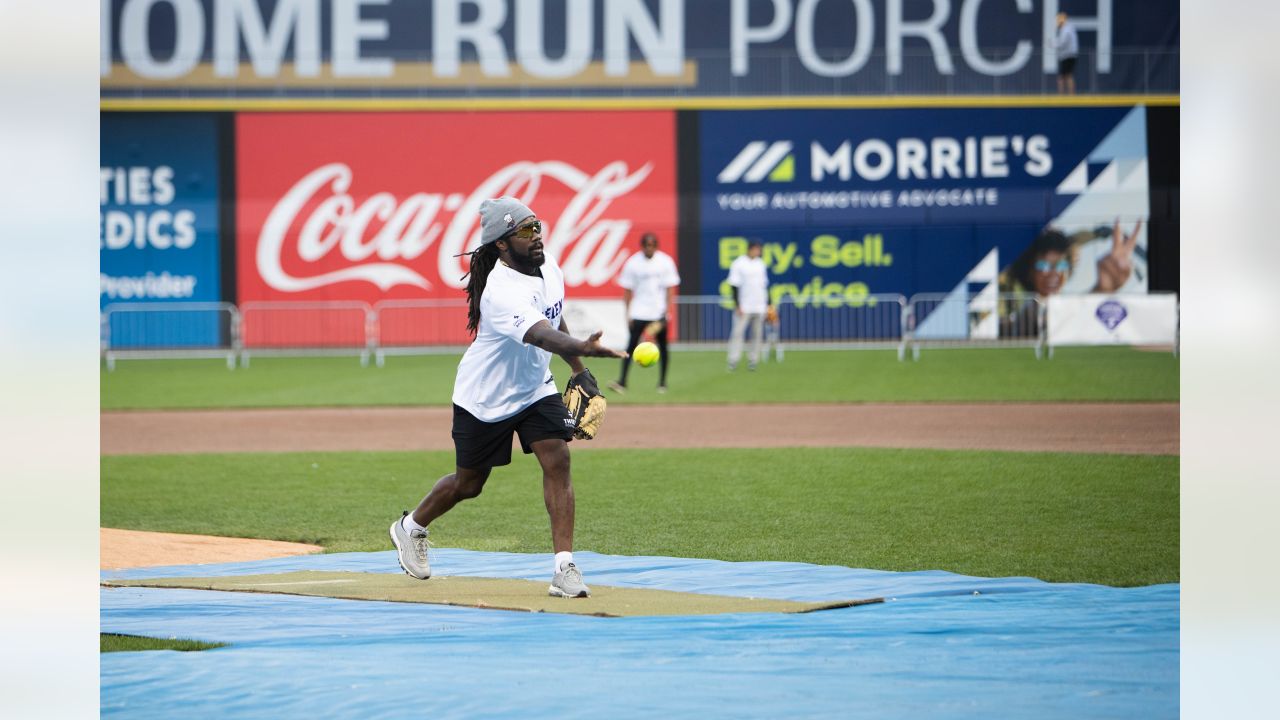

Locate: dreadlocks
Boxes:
[464,242,502,335]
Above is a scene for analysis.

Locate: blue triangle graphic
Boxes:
[915,278,969,340]
[1088,106,1147,162]
[1086,161,1110,184]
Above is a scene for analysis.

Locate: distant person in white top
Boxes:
[1055,12,1079,95]
[726,239,772,372]
[389,197,625,599]
[610,232,681,394]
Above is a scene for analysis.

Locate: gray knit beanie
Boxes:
[479,197,535,245]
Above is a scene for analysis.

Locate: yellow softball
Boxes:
[633,341,660,368]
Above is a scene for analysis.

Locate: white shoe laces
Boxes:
[410,531,431,564]
[563,564,583,585]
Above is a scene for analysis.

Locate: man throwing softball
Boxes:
[390,197,626,598]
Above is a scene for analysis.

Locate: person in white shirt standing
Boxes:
[609,232,681,394]
[726,239,772,372]
[389,197,625,599]
[1055,12,1080,95]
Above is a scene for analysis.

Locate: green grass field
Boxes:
[101,347,1179,409]
[101,634,226,653]
[101,447,1178,587]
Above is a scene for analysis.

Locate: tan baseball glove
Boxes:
[641,319,666,342]
[562,368,607,440]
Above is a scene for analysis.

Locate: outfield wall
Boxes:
[100,102,1178,346]
[98,0,1178,346]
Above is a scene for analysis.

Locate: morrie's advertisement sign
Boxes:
[101,0,1179,99]
[235,111,677,306]
[700,106,1151,323]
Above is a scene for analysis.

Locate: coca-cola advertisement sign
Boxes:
[237,112,677,303]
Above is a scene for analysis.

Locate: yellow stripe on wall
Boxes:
[101,94,1179,112]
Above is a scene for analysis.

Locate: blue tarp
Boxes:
[102,550,1178,718]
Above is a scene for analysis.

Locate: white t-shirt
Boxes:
[728,255,770,313]
[453,254,566,422]
[617,250,681,321]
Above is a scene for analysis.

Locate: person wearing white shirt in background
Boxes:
[1055,12,1080,95]
[726,239,772,372]
[610,233,681,394]
[388,197,625,600]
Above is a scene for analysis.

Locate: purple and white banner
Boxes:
[1046,294,1177,347]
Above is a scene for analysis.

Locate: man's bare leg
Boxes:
[532,438,589,597]
[531,439,574,553]
[409,466,492,527]
[392,466,490,580]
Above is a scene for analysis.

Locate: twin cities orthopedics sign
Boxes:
[235,111,677,303]
[100,113,223,347]
[100,113,221,309]
[100,0,1179,98]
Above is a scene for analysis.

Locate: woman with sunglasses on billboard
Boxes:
[389,197,626,599]
[999,219,1144,337]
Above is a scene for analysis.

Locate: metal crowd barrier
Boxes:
[238,301,376,367]
[101,302,240,371]
[371,299,472,366]
[107,292,1178,369]
[903,292,1047,360]
[672,295,909,358]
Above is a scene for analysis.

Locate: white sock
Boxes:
[402,514,426,534]
[555,551,574,573]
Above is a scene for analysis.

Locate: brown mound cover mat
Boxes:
[104,570,883,618]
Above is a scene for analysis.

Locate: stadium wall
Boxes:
[98,1,1179,343]
[100,102,1178,313]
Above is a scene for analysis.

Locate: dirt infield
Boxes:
[101,528,322,570]
[102,403,1179,456]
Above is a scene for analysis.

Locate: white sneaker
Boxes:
[389,512,431,579]
[548,562,590,598]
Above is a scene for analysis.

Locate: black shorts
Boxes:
[1058,57,1077,76]
[452,395,574,469]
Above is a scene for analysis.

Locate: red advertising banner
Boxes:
[236,112,677,307]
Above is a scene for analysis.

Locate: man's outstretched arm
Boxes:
[556,318,586,374]
[523,319,627,361]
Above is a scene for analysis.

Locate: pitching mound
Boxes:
[101,528,323,570]
[104,570,882,617]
